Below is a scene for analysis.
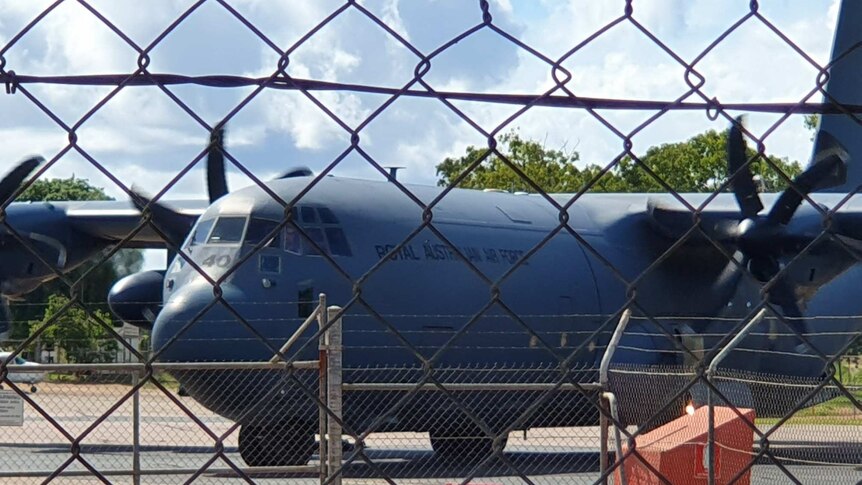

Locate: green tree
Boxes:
[18,176,111,202]
[804,114,819,140]
[436,131,591,193]
[29,294,117,363]
[437,129,802,193]
[5,177,143,357]
[613,130,802,193]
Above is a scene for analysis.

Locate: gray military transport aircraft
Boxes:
[2,0,862,468]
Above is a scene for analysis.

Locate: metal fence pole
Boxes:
[599,398,609,485]
[326,305,343,485]
[706,308,767,485]
[317,293,328,484]
[598,308,631,482]
[132,367,141,485]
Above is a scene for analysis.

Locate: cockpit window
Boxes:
[301,206,318,224]
[306,228,326,255]
[284,206,352,257]
[245,218,282,248]
[14,356,25,365]
[325,228,351,256]
[319,207,339,224]
[207,216,247,244]
[189,218,215,247]
[284,226,301,255]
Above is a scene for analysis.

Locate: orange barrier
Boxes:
[614,406,755,485]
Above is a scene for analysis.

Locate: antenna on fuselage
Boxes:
[385,166,404,182]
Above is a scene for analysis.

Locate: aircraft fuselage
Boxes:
[148,176,861,429]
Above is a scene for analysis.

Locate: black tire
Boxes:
[429,427,507,460]
[239,422,315,467]
[30,385,37,393]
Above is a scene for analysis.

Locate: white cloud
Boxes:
[0,1,846,193]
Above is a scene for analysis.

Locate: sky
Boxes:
[0,0,843,268]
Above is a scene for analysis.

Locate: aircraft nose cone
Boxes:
[150,283,276,362]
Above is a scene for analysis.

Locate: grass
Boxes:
[756,359,862,426]
[43,369,181,391]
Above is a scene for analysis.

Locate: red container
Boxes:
[614,406,755,485]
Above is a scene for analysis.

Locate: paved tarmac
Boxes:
[0,383,859,483]
[0,441,859,484]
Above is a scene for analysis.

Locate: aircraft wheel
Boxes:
[429,427,506,460]
[30,385,37,393]
[239,422,314,467]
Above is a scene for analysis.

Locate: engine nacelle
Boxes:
[108,270,165,330]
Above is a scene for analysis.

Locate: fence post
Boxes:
[598,308,631,483]
[132,367,141,485]
[599,396,609,485]
[326,305,343,485]
[705,308,767,485]
[317,294,328,484]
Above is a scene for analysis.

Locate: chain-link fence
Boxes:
[2,1,862,484]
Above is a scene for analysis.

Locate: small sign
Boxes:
[0,390,24,426]
[694,442,721,478]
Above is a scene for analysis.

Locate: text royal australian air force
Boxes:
[375,243,526,265]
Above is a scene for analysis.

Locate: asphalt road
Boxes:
[0,383,859,483]
[0,441,859,484]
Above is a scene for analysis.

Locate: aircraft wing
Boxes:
[646,195,746,244]
[646,193,862,250]
[59,199,208,248]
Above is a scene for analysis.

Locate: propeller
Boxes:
[716,119,849,351]
[0,157,43,340]
[723,118,848,282]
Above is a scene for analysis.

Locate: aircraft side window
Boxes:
[259,254,281,273]
[189,218,215,247]
[208,216,247,244]
[245,219,282,248]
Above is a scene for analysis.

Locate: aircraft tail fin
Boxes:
[815,0,862,193]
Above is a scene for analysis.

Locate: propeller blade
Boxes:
[808,130,848,191]
[130,189,195,248]
[727,117,763,219]
[207,128,228,203]
[709,258,745,309]
[765,276,811,352]
[0,157,43,205]
[768,141,848,226]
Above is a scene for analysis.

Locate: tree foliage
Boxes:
[28,294,117,364]
[437,129,803,193]
[18,177,112,202]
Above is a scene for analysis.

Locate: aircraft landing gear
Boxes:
[429,426,507,460]
[238,421,315,467]
[29,385,37,393]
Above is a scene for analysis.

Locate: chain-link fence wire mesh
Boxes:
[1,1,862,484]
